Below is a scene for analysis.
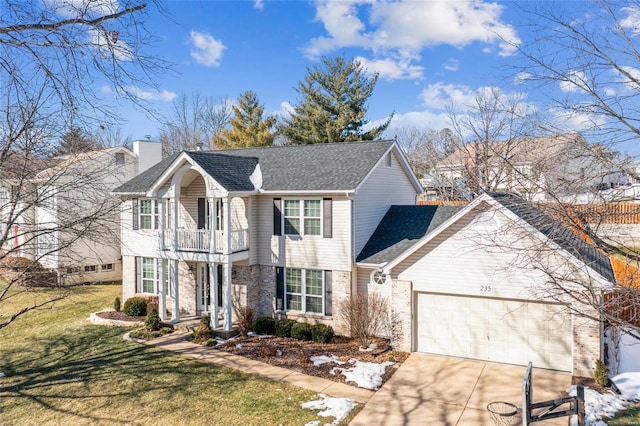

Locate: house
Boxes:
[115,140,612,377]
[431,133,623,201]
[0,139,162,284]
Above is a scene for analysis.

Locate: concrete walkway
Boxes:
[350,353,572,426]
[141,331,374,404]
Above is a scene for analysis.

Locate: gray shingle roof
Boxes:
[488,192,615,283]
[114,140,397,194]
[356,205,464,264]
[113,153,180,194]
[185,151,258,192]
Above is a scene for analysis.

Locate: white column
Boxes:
[170,259,180,323]
[172,188,180,250]
[158,198,165,250]
[208,196,216,254]
[209,262,219,329]
[222,197,233,331]
[158,259,166,321]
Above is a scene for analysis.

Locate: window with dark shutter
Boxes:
[197,198,206,229]
[324,270,332,316]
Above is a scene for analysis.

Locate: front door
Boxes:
[196,263,210,313]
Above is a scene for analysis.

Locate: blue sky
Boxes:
[102,1,639,155]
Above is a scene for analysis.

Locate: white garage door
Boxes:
[415,293,573,372]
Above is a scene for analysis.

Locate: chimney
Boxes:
[133,137,163,175]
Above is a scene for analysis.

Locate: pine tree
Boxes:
[53,127,100,156]
[213,91,276,149]
[279,56,392,144]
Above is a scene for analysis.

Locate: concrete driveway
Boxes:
[350,353,572,426]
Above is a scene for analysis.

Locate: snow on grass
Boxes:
[611,372,640,400]
[334,359,394,390]
[247,332,273,338]
[0,371,4,378]
[358,343,378,352]
[568,385,633,426]
[302,393,356,426]
[310,355,345,367]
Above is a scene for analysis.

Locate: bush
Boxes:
[253,316,276,335]
[192,315,213,343]
[2,256,45,271]
[337,293,393,348]
[235,306,255,337]
[275,319,297,338]
[123,296,148,317]
[311,324,334,343]
[291,322,312,341]
[144,308,161,331]
[594,359,609,387]
[113,297,121,312]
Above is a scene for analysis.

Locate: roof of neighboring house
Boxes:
[438,133,587,169]
[487,192,616,283]
[114,140,409,194]
[35,146,134,179]
[356,205,464,264]
[113,153,180,194]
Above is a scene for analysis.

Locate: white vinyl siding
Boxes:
[353,149,418,258]
[254,195,352,271]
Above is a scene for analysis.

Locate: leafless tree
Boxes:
[159,92,232,154]
[0,0,168,330]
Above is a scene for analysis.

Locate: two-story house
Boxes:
[115,140,614,377]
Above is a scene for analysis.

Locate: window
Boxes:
[137,257,168,294]
[371,270,389,286]
[283,199,321,236]
[101,263,114,271]
[114,152,125,165]
[66,266,80,274]
[37,233,55,256]
[84,265,97,273]
[285,268,324,314]
[386,152,392,167]
[138,199,159,230]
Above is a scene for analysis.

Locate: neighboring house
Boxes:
[113,141,421,334]
[431,133,623,201]
[0,139,162,284]
[115,140,614,377]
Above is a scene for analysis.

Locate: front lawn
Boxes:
[0,284,357,425]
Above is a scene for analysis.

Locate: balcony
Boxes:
[163,228,249,253]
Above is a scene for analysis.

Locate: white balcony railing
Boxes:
[164,228,249,253]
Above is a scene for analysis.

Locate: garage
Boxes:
[414,292,573,372]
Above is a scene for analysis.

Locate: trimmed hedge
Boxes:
[311,324,334,343]
[123,296,148,317]
[275,319,297,338]
[291,322,312,341]
[253,316,276,335]
[144,308,161,331]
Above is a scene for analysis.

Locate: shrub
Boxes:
[113,297,121,312]
[123,296,148,317]
[235,306,255,337]
[275,319,297,338]
[144,308,161,331]
[253,316,276,335]
[192,315,213,343]
[337,293,394,348]
[2,256,45,271]
[594,359,609,387]
[311,324,334,343]
[291,322,312,341]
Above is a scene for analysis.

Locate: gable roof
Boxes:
[114,140,417,195]
[36,146,134,179]
[487,192,615,283]
[356,205,464,264]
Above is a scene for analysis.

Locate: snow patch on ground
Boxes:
[310,355,345,367]
[247,332,273,338]
[568,385,633,426]
[276,349,282,357]
[0,371,4,378]
[302,393,356,426]
[358,343,378,352]
[611,372,640,401]
[333,359,394,390]
[235,343,242,349]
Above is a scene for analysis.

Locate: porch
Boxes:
[163,228,249,253]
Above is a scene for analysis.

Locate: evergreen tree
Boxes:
[53,127,100,156]
[213,91,276,149]
[279,56,392,144]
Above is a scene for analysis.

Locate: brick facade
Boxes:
[390,279,412,352]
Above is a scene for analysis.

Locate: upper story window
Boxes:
[386,152,392,167]
[114,152,126,165]
[284,199,321,236]
[138,199,159,230]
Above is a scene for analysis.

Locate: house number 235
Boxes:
[480,285,492,292]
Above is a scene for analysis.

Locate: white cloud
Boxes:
[356,55,424,80]
[420,83,478,111]
[304,0,520,73]
[443,58,459,72]
[272,101,295,119]
[371,109,453,138]
[547,107,606,133]
[619,65,640,91]
[127,86,176,101]
[514,72,532,85]
[254,0,264,11]
[89,28,133,61]
[559,70,586,93]
[621,5,640,36]
[190,30,225,67]
[46,0,118,18]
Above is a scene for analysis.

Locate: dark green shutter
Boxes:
[132,199,138,230]
[324,270,332,316]
[323,198,332,238]
[276,267,284,310]
[197,198,206,229]
[273,198,282,236]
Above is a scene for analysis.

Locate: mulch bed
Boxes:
[215,335,409,387]
[572,376,612,394]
